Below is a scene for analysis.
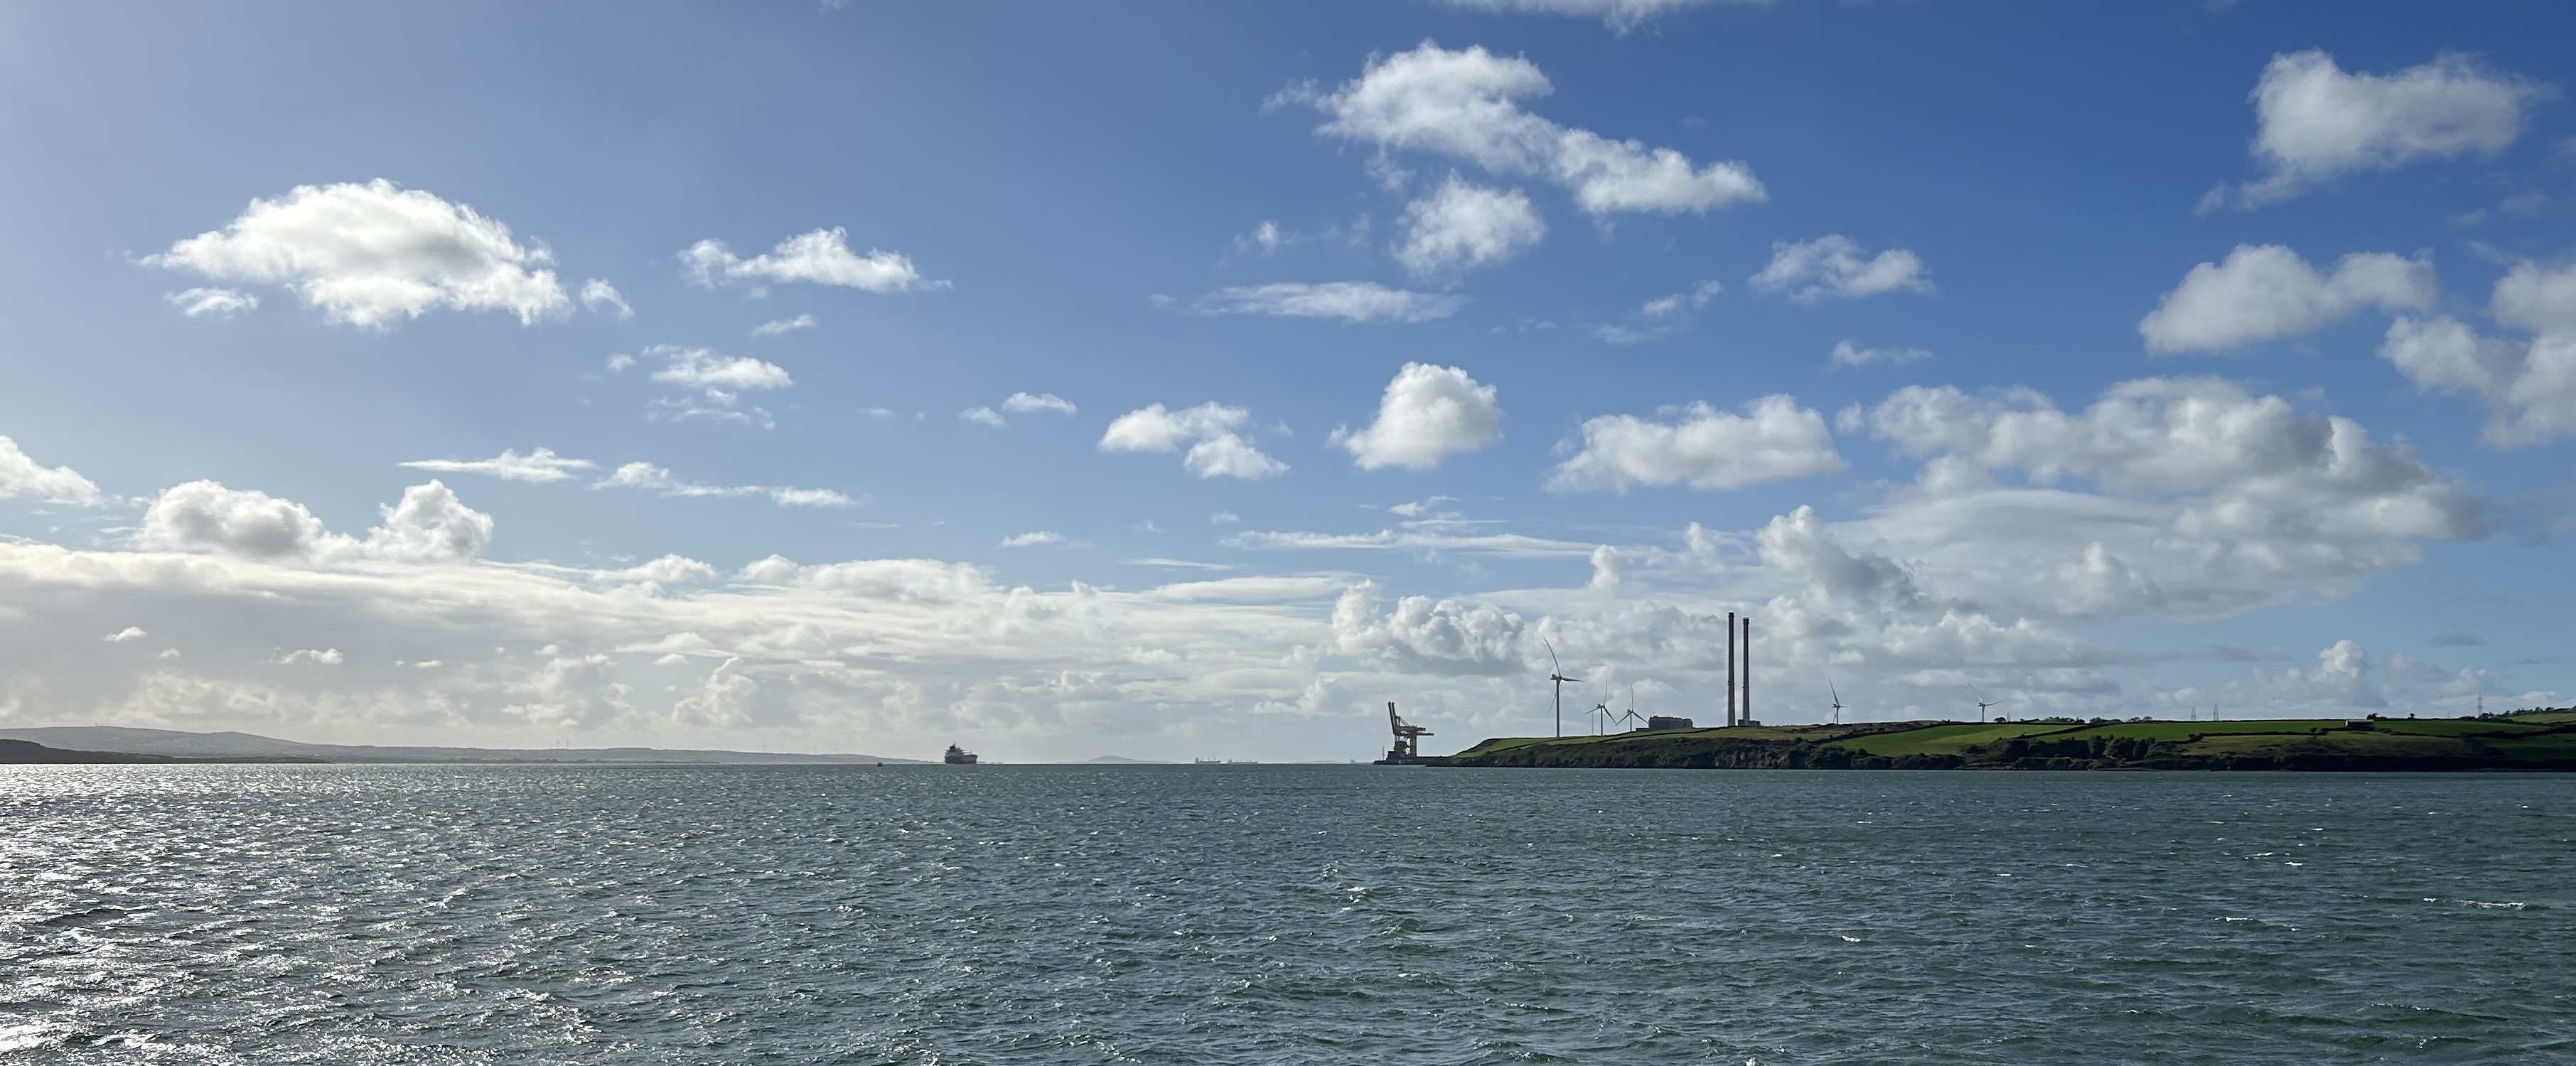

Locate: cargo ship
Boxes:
[943,744,977,765]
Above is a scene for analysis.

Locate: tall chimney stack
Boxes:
[1741,615,1752,726]
[1726,610,1737,727]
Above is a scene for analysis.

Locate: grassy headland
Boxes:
[1434,710,2576,771]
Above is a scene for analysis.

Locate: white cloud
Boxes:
[1332,362,1502,470]
[1857,377,2484,619]
[650,346,793,391]
[1830,340,1931,367]
[2214,50,2554,210]
[1546,394,1845,493]
[1433,0,1751,31]
[2378,259,2576,445]
[0,436,104,505]
[2140,244,2436,353]
[2259,640,2385,710]
[752,313,817,336]
[166,287,257,318]
[960,407,1007,428]
[1198,281,1464,324]
[1751,235,1933,301]
[605,353,635,372]
[399,448,595,484]
[147,179,570,328]
[1640,280,1723,318]
[595,462,854,508]
[1393,176,1546,277]
[1294,43,1765,214]
[104,626,146,642]
[682,227,936,292]
[1244,220,1287,256]
[1002,392,1078,416]
[1210,511,1240,525]
[272,648,345,666]
[365,481,495,563]
[999,532,1065,548]
[137,479,493,564]
[1100,403,1288,480]
[139,481,334,560]
[581,279,633,320]
[1333,581,1525,674]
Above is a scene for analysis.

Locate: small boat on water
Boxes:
[943,744,978,765]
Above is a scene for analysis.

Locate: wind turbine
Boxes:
[1543,640,1583,738]
[1618,682,1647,731]
[1968,686,1999,723]
[1591,680,1613,735]
[1829,679,1845,726]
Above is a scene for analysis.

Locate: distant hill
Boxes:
[0,726,927,765]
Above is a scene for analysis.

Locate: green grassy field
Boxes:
[1436,710,2576,771]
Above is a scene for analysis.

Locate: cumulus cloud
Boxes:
[594,462,854,508]
[104,627,146,642]
[960,407,1008,428]
[999,532,1065,548]
[751,313,817,336]
[0,436,104,505]
[1332,362,1501,470]
[2140,244,2436,353]
[1198,281,1464,324]
[272,648,345,666]
[365,481,495,563]
[166,287,257,318]
[2378,259,2576,445]
[1857,377,2485,620]
[2213,50,2554,210]
[146,179,570,328]
[1830,340,1931,368]
[399,448,595,484]
[137,479,493,564]
[1751,235,1933,301]
[581,279,633,320]
[1100,403,1288,480]
[1393,176,1546,277]
[681,227,937,292]
[1291,43,1765,214]
[1546,395,1845,493]
[1332,581,1525,674]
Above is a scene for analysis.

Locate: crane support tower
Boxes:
[1375,701,1434,765]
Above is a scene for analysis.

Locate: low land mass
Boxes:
[0,726,924,765]
[0,738,327,765]
[1437,709,2576,772]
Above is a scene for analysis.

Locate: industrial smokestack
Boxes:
[1726,610,1737,728]
[1742,615,1751,726]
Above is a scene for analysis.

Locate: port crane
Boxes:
[1380,701,1432,763]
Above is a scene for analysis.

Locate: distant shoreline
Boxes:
[1433,710,2576,772]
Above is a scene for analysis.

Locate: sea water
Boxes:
[2,764,2569,1064]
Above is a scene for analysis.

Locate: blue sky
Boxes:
[1,1,2572,760]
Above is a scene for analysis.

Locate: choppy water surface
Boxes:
[3,765,2570,1065]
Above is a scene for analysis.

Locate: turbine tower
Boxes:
[1830,679,1845,726]
[1543,639,1583,738]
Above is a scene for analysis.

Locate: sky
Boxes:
[2,0,2573,762]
